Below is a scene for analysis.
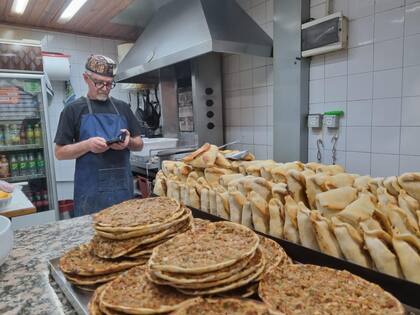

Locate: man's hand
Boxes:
[110,129,130,151]
[87,137,108,153]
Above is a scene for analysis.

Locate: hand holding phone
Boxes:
[106,132,127,146]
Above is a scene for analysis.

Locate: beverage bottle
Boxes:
[19,125,26,145]
[26,124,34,145]
[19,154,28,177]
[10,155,19,177]
[4,124,11,145]
[34,123,42,145]
[42,190,49,211]
[14,124,20,145]
[28,153,37,175]
[34,191,42,211]
[0,155,9,178]
[0,126,5,145]
[36,152,45,175]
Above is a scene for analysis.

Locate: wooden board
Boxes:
[0,188,36,218]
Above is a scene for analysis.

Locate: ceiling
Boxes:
[0,0,170,41]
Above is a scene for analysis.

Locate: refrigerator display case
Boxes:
[0,73,58,219]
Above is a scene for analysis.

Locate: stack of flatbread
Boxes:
[60,197,193,290]
[147,221,282,296]
[258,264,405,315]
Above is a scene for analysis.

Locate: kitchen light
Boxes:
[11,0,29,15]
[57,0,88,23]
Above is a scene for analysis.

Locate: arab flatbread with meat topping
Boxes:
[148,221,259,274]
[99,266,196,314]
[258,264,404,315]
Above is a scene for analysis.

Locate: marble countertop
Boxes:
[0,215,94,315]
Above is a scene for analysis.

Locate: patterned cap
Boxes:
[85,54,116,77]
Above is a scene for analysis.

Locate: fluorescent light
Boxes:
[58,0,88,23]
[11,0,29,15]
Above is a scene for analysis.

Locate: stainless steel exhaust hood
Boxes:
[115,0,273,83]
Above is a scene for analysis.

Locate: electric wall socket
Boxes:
[323,115,339,128]
[307,114,323,128]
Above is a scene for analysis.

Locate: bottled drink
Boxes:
[13,124,20,145]
[18,154,28,176]
[10,155,19,177]
[0,155,9,178]
[4,124,11,145]
[42,190,49,211]
[28,153,37,175]
[34,191,42,211]
[19,125,26,145]
[26,124,34,145]
[36,152,45,175]
[34,123,42,145]
[0,126,5,145]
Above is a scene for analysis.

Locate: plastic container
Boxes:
[0,193,12,209]
[0,215,13,267]
[59,200,74,219]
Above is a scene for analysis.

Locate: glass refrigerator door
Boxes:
[0,74,58,217]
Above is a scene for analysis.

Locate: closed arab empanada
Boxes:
[216,192,230,220]
[241,201,253,229]
[398,190,419,228]
[268,198,284,239]
[297,202,319,251]
[167,180,181,202]
[360,221,403,278]
[228,191,247,223]
[200,187,210,213]
[331,217,371,268]
[315,186,358,218]
[392,234,420,284]
[336,193,377,227]
[383,176,401,197]
[310,211,343,259]
[249,191,269,233]
[398,172,420,202]
[283,196,300,244]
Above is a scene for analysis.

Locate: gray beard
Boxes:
[96,94,108,101]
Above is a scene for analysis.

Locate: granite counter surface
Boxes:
[0,215,93,315]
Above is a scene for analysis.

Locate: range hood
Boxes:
[115,0,273,83]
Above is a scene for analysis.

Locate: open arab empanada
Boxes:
[182,143,218,168]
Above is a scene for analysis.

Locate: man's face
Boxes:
[83,72,115,101]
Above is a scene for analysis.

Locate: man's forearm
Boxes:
[128,136,143,151]
[55,141,90,160]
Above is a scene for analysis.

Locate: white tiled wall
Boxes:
[1,25,129,200]
[223,0,274,160]
[308,0,420,176]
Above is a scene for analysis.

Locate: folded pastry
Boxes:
[272,182,288,205]
[315,164,344,175]
[204,167,233,185]
[380,204,419,236]
[271,162,303,183]
[398,172,420,202]
[182,143,218,168]
[283,196,300,244]
[166,179,181,202]
[286,169,310,207]
[153,171,167,196]
[377,187,398,207]
[260,164,278,181]
[310,210,343,258]
[268,198,284,238]
[228,190,247,223]
[297,202,319,250]
[241,200,253,229]
[324,173,355,190]
[162,160,186,177]
[383,176,402,197]
[215,152,232,169]
[186,171,199,186]
[305,173,328,209]
[360,220,403,278]
[392,234,420,284]
[315,186,358,218]
[179,183,188,206]
[331,217,371,268]
[219,174,244,188]
[336,193,377,227]
[188,186,200,209]
[242,177,272,201]
[244,160,277,177]
[353,175,372,192]
[304,162,324,172]
[397,190,420,230]
[216,191,230,220]
[209,189,217,216]
[200,187,210,213]
[249,191,269,233]
[368,177,384,195]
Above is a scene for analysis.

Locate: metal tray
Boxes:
[49,257,90,315]
[50,207,420,315]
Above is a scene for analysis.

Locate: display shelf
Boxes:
[0,144,43,152]
[3,174,46,183]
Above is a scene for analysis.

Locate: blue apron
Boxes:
[73,97,133,217]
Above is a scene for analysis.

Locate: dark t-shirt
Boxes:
[54,97,141,145]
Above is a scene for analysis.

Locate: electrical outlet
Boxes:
[323,115,339,128]
[307,114,323,128]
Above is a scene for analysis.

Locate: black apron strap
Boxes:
[86,97,93,114]
[109,97,121,116]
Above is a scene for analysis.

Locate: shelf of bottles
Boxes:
[0,78,51,212]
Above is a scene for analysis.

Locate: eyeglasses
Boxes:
[87,74,116,89]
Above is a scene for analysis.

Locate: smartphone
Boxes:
[106,132,127,145]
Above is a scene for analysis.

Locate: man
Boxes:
[54,55,143,217]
